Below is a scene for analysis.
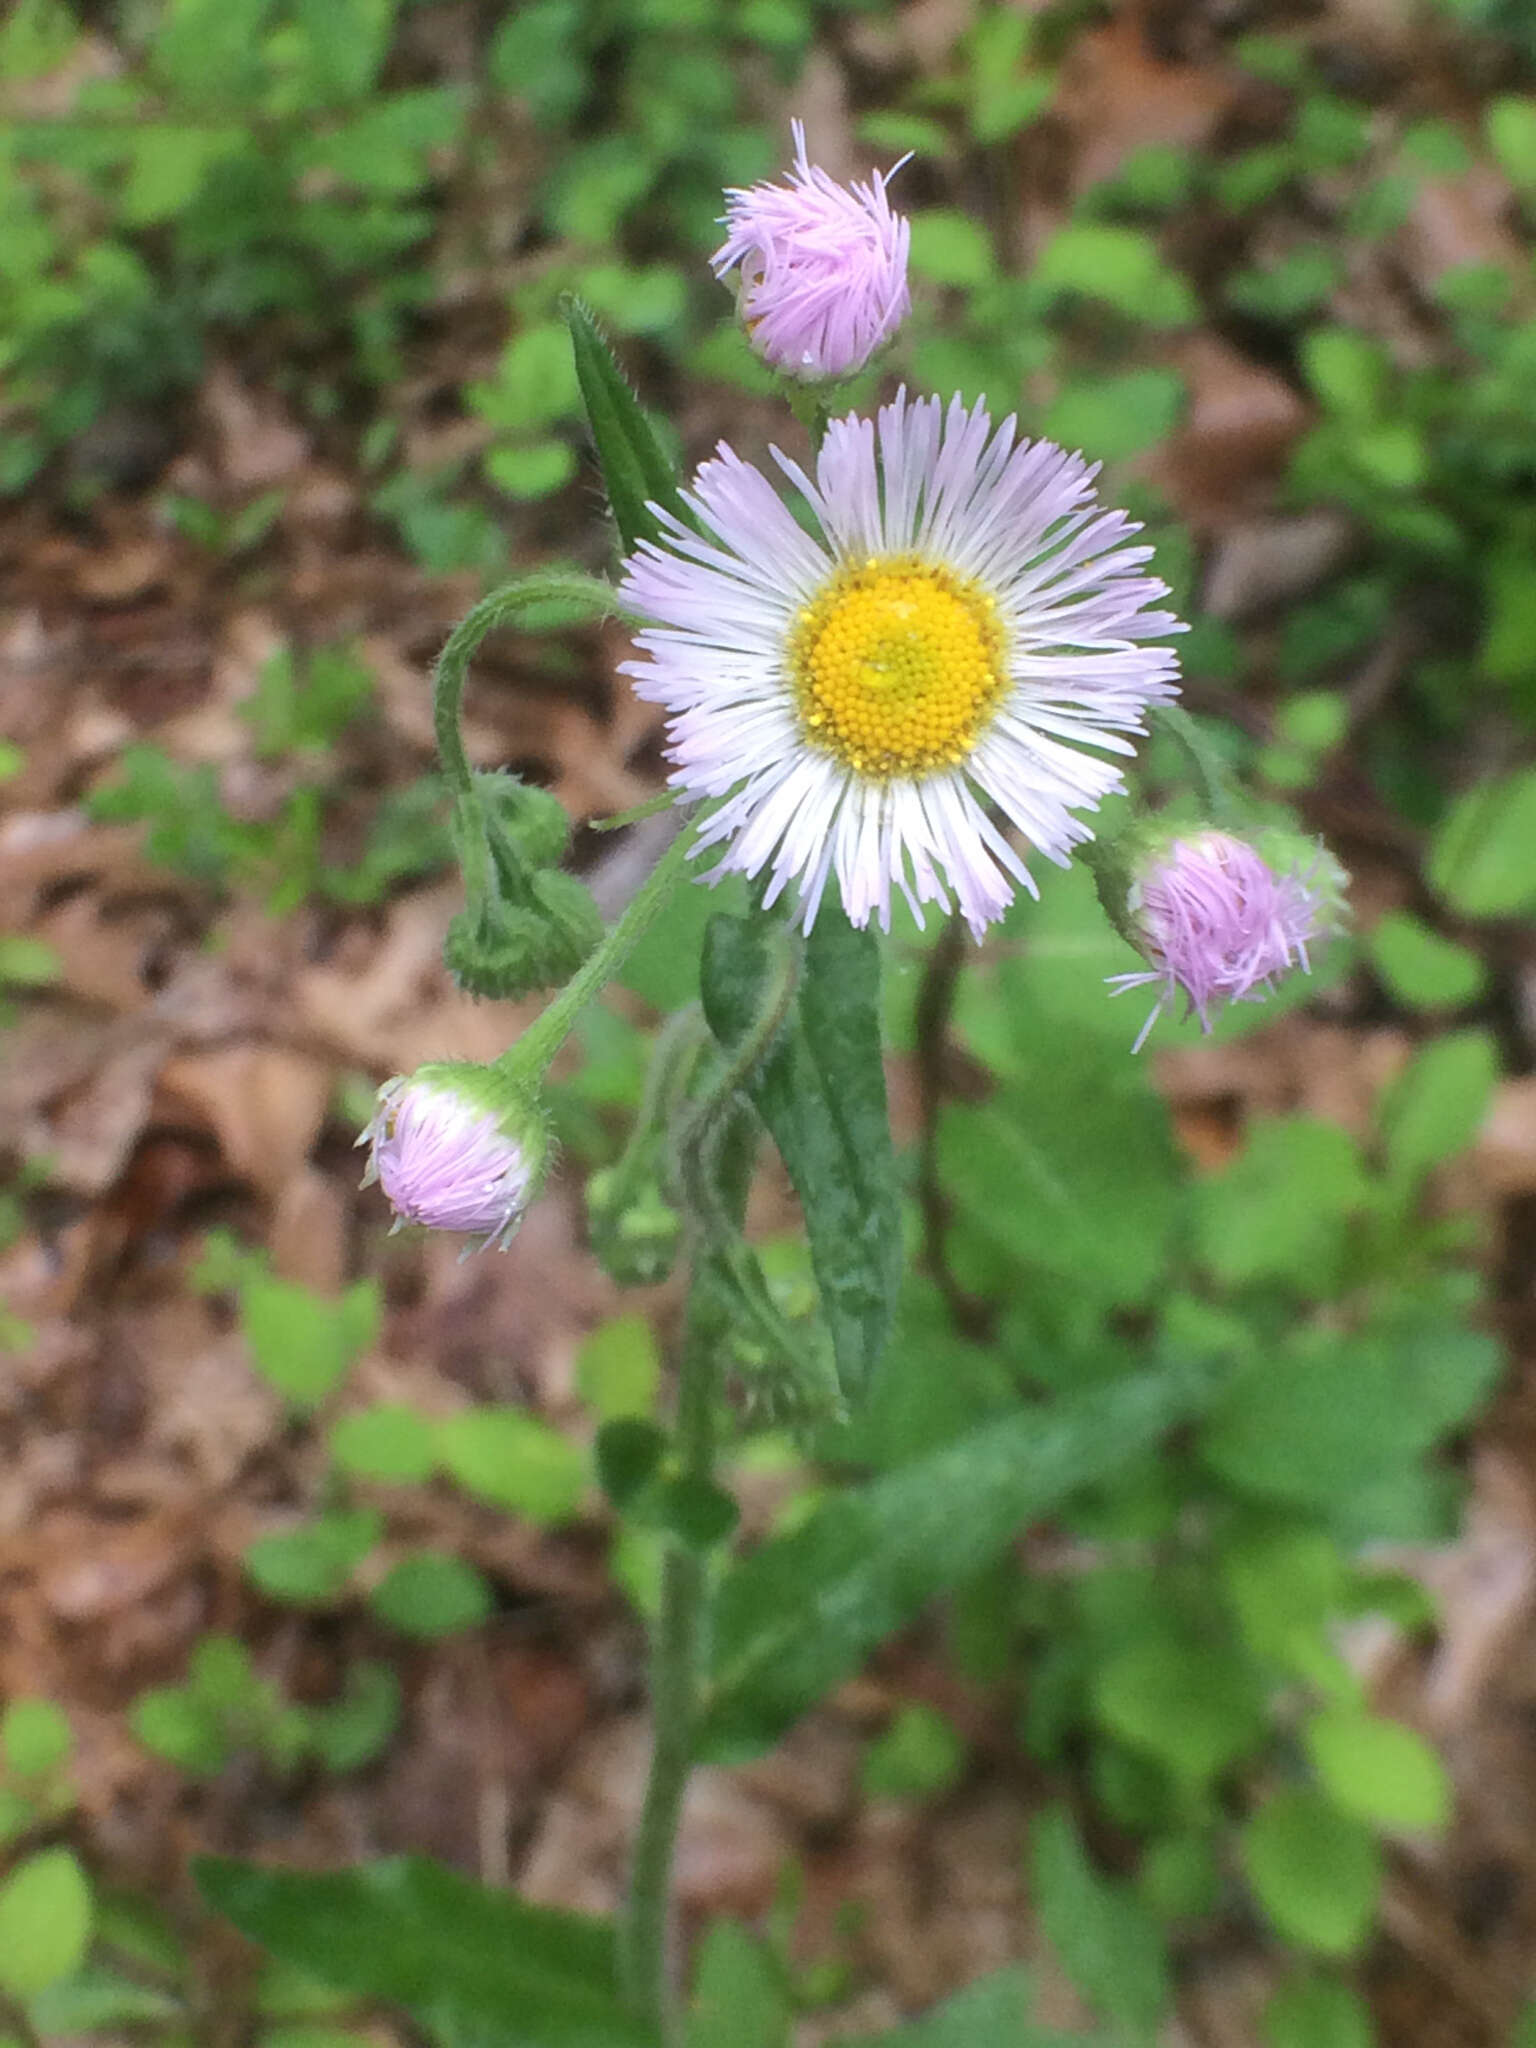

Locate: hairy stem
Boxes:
[504,825,697,1081]
[619,932,797,2035]
[616,1288,716,2038]
[1157,704,1239,824]
[431,570,616,798]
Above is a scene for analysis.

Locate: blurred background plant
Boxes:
[3,0,1536,2044]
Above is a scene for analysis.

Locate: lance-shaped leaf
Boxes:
[700,907,901,1409]
[699,1359,1221,1761]
[197,1856,655,2048]
[564,297,689,556]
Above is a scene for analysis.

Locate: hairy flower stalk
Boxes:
[1108,829,1337,1050]
[622,389,1184,937]
[712,119,911,380]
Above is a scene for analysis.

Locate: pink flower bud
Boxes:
[1109,831,1334,1051]
[712,121,911,381]
[360,1065,543,1251]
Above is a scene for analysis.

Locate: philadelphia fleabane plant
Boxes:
[334,124,1347,2039]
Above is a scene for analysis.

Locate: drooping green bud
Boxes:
[445,774,603,999]
[445,872,604,1001]
[474,772,574,869]
[587,1165,682,1287]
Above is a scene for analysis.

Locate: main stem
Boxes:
[619,942,794,2034]
[617,1290,717,2036]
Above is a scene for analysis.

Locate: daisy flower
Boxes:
[712,119,911,380]
[360,1063,544,1251]
[1107,831,1331,1051]
[620,389,1184,935]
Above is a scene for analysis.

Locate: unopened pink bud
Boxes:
[1109,831,1334,1051]
[712,120,911,381]
[360,1066,542,1251]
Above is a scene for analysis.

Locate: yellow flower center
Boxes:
[790,557,1007,779]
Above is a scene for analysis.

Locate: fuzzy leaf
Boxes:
[564,297,688,556]
[700,907,901,1408]
[700,1359,1219,1760]
[197,1857,652,2048]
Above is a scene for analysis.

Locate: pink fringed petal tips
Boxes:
[360,1068,541,1251]
[1109,832,1330,1051]
[711,120,911,381]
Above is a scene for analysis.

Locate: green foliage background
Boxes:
[2,0,1535,2043]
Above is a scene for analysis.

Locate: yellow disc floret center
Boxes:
[790,557,1007,779]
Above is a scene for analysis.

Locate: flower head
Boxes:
[712,120,911,381]
[620,389,1183,935]
[1108,830,1334,1051]
[359,1062,544,1251]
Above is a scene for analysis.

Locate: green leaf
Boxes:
[595,1419,667,1508]
[1029,1806,1171,2032]
[1222,1526,1346,1685]
[434,1408,587,1524]
[1263,1977,1375,2048]
[1366,912,1486,1011]
[1202,1323,1501,1515]
[131,1688,231,1776]
[1092,1632,1266,1791]
[701,1359,1217,1760]
[907,211,996,287]
[648,1475,740,1551]
[564,298,688,556]
[859,1966,1049,2045]
[1275,690,1347,754]
[27,1966,182,2033]
[940,1062,1178,1310]
[1241,1792,1381,1956]
[1033,223,1197,325]
[485,440,577,501]
[1302,330,1387,417]
[2,1699,71,1778]
[685,1921,790,2048]
[1138,1833,1221,1921]
[487,0,584,124]
[617,867,748,1010]
[0,936,60,988]
[308,87,466,196]
[239,1274,379,1411]
[1303,1709,1450,1833]
[330,1404,438,1485]
[1043,368,1185,463]
[189,1633,260,1710]
[1195,1117,1368,1289]
[1428,768,1536,918]
[862,1704,966,1801]
[1228,247,1340,321]
[122,125,237,226]
[370,1553,492,1639]
[576,1314,662,1422]
[197,1857,654,2048]
[474,325,580,434]
[1478,544,1536,692]
[700,907,901,1408]
[1488,96,1536,188]
[307,1663,401,1774]
[0,1848,93,1997]
[245,1509,382,1607]
[1377,1030,1498,1184]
